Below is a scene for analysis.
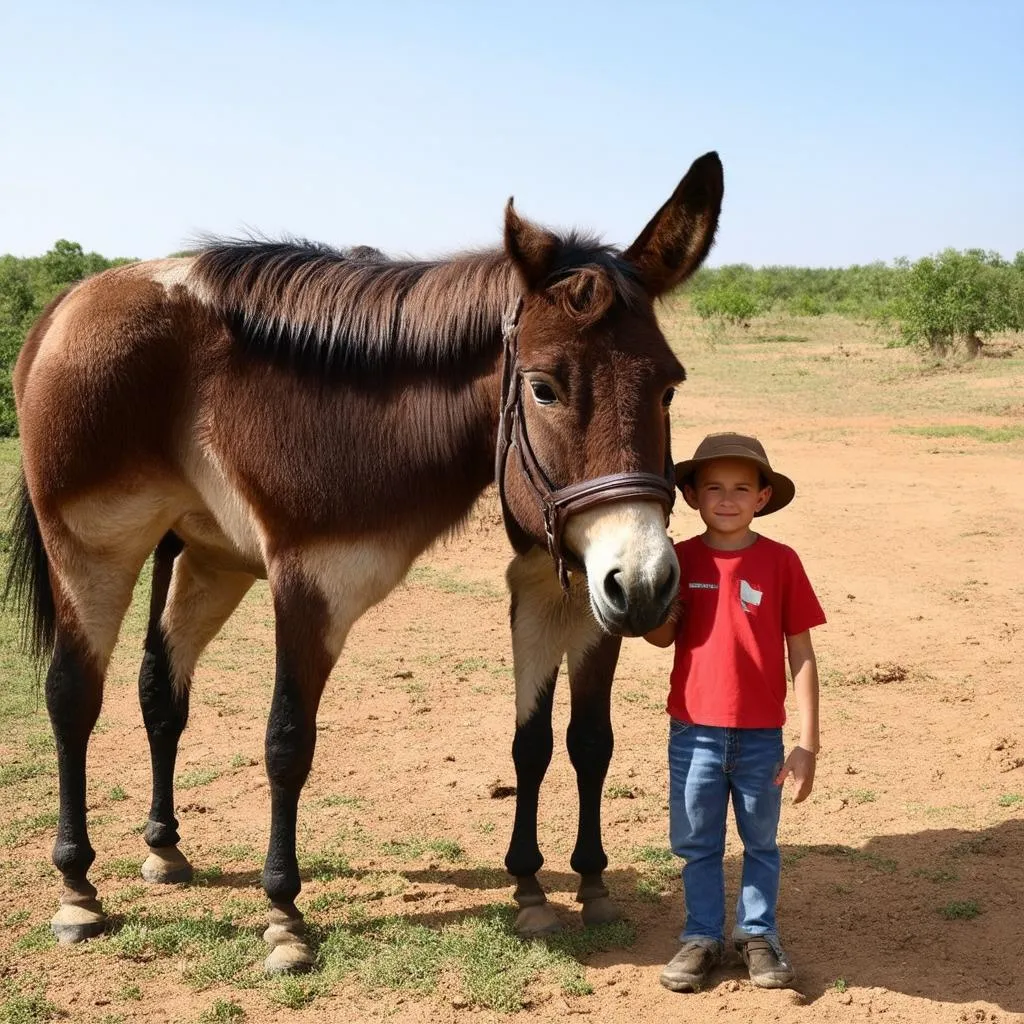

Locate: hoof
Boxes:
[264,903,314,975]
[264,941,315,975]
[514,901,562,938]
[141,846,194,884]
[580,894,621,927]
[51,901,105,944]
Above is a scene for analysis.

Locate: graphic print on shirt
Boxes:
[739,579,763,613]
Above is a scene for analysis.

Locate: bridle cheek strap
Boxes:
[495,297,676,591]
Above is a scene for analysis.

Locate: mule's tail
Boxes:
[2,471,56,662]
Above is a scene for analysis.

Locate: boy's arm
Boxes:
[642,614,678,648]
[787,630,820,755]
[775,629,819,802]
[642,599,681,647]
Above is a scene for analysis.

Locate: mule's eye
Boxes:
[662,387,677,408]
[530,381,559,406]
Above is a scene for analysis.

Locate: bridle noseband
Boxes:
[495,297,676,591]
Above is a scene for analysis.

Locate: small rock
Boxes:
[845,765,859,775]
[724,980,740,992]
[839,992,853,1005]
[452,997,469,1008]
[444,754,456,762]
[394,670,414,679]
[488,781,516,799]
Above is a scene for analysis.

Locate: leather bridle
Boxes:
[495,297,676,591]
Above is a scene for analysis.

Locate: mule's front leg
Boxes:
[504,551,579,936]
[262,571,334,975]
[505,676,561,936]
[567,634,623,927]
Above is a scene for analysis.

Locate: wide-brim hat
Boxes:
[674,432,795,516]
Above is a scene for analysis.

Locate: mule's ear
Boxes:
[623,151,724,297]
[504,198,560,291]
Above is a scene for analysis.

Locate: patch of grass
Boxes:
[618,689,662,711]
[997,793,1023,808]
[106,909,264,988]
[949,835,993,857]
[808,844,897,873]
[177,768,221,790]
[104,857,141,880]
[406,566,502,600]
[109,785,128,802]
[939,899,981,920]
[14,925,55,953]
[320,794,366,810]
[833,977,848,993]
[115,984,142,1002]
[198,999,245,1023]
[850,789,877,804]
[635,877,666,902]
[192,865,224,885]
[0,762,47,788]
[301,851,354,882]
[314,904,630,1012]
[758,333,810,344]
[229,754,251,769]
[0,981,59,1024]
[896,424,1024,443]
[605,784,636,799]
[0,810,59,847]
[911,867,958,883]
[3,910,29,927]
[307,891,351,914]
[216,843,258,862]
[380,837,463,862]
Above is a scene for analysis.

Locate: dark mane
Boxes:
[188,234,641,375]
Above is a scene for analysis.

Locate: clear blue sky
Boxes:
[2,1,1021,267]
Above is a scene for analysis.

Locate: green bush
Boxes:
[690,285,765,325]
[887,249,1023,358]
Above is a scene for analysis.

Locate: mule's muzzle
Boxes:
[594,555,679,637]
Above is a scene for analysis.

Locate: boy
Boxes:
[644,432,825,993]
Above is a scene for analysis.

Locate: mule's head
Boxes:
[501,152,723,636]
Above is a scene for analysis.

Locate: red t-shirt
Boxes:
[667,535,826,728]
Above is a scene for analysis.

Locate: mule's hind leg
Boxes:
[47,629,108,942]
[45,546,144,943]
[139,541,255,883]
[566,634,623,927]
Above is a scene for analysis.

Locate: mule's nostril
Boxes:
[603,569,628,615]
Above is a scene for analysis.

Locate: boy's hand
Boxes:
[775,746,816,803]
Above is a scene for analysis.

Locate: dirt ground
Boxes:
[2,314,1023,1024]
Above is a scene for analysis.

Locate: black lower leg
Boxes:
[138,533,188,849]
[47,631,103,887]
[262,583,331,910]
[566,637,620,896]
[504,676,556,896]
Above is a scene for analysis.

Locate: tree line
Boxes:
[1,241,1022,437]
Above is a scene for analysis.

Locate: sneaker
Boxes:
[735,936,795,989]
[659,940,723,992]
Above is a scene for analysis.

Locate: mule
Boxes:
[5,152,723,972]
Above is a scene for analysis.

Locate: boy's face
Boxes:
[683,458,772,536]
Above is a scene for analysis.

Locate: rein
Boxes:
[495,297,676,591]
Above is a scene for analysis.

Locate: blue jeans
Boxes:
[668,720,784,947]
